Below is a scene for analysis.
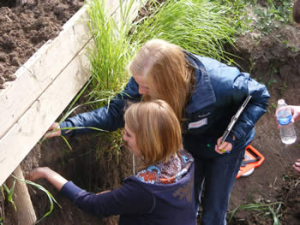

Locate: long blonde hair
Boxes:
[129,39,194,122]
[124,100,182,167]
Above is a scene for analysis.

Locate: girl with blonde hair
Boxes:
[47,39,270,225]
[29,100,196,225]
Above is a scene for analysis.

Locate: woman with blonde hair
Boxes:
[29,100,196,225]
[47,39,270,224]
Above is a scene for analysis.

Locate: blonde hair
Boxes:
[129,39,194,122]
[124,100,182,167]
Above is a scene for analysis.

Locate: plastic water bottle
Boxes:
[276,99,297,145]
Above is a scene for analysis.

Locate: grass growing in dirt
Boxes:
[84,0,141,161]
[1,182,16,212]
[14,176,61,224]
[1,176,61,224]
[218,0,294,36]
[130,0,236,63]
[229,201,283,224]
[86,0,138,108]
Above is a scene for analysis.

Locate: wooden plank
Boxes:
[0,6,91,140]
[0,0,123,140]
[0,42,92,185]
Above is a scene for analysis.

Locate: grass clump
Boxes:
[229,201,283,225]
[217,0,294,36]
[0,176,61,224]
[130,0,236,63]
[86,0,138,108]
[13,176,61,224]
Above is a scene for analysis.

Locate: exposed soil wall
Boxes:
[227,24,300,225]
[22,134,133,225]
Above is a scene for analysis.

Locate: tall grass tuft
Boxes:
[86,0,139,108]
[130,0,236,63]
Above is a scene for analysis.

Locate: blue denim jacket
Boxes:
[182,53,269,158]
[60,53,270,158]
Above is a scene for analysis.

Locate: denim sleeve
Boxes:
[198,56,270,140]
[60,180,155,217]
[230,72,270,139]
[60,77,141,136]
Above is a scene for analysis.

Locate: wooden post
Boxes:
[6,165,36,225]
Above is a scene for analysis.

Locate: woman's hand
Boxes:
[215,135,235,154]
[44,122,61,138]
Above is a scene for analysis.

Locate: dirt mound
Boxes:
[0,0,83,89]
[228,23,300,224]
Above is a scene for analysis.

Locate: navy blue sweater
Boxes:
[60,152,196,225]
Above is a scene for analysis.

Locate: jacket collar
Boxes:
[184,52,216,115]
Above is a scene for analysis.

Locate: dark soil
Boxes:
[227,25,300,225]
[1,0,300,225]
[21,134,132,225]
[0,0,83,89]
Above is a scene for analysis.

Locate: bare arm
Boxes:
[27,167,67,191]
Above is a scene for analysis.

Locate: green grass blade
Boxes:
[3,183,16,211]
[12,175,61,224]
[60,135,73,151]
[229,202,283,224]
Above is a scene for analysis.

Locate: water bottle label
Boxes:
[277,114,292,125]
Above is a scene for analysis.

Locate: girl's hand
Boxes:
[44,122,61,138]
[26,167,51,181]
[26,167,68,191]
